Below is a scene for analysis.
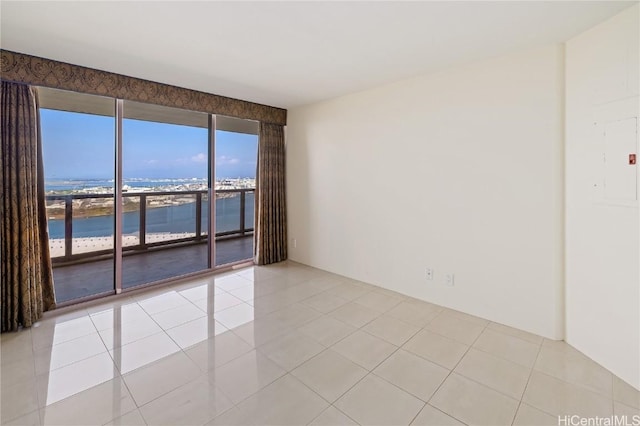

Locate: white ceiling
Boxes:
[1,1,636,109]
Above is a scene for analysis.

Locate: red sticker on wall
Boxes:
[630,154,636,165]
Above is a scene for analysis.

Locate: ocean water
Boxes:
[45,178,207,192]
[47,196,255,239]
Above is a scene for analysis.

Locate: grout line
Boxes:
[406,403,429,426]
[468,332,539,368]
[359,316,423,348]
[297,321,410,412]
[418,320,488,424]
[524,369,617,419]
[485,322,544,346]
[311,404,360,426]
[413,404,470,426]
[312,300,439,418]
[420,328,539,406]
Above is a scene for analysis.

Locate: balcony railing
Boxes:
[46,188,254,264]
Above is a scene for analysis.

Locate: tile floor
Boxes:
[1,261,639,425]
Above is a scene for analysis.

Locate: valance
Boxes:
[1,50,287,125]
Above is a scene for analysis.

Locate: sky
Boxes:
[40,109,258,180]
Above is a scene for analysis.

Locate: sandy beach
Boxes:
[49,232,202,257]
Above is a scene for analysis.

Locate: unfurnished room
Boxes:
[0,1,639,425]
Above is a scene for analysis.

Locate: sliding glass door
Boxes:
[214,116,258,266]
[39,89,256,304]
[121,101,210,288]
[40,89,116,303]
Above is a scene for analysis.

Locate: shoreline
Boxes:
[49,232,202,257]
[46,190,251,220]
[45,178,255,220]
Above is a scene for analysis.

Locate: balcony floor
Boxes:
[52,236,253,304]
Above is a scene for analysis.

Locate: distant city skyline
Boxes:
[41,109,258,180]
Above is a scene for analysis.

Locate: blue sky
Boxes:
[41,109,258,180]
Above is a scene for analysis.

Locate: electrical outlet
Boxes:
[444,274,455,286]
[293,239,297,248]
[426,268,434,280]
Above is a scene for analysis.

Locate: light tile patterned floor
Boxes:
[1,261,639,425]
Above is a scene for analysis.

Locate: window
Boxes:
[39,88,258,304]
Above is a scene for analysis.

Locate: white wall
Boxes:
[287,45,565,339]
[565,5,639,389]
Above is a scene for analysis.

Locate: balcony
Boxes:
[47,188,254,303]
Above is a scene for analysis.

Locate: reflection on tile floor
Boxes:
[1,261,639,425]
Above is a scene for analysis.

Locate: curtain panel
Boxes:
[1,81,55,332]
[254,123,287,265]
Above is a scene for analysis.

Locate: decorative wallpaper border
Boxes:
[1,50,287,125]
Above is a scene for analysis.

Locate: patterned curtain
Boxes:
[1,81,55,332]
[254,123,287,265]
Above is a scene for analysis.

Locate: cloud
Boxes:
[218,155,240,165]
[145,159,157,164]
[185,154,241,165]
[191,153,207,163]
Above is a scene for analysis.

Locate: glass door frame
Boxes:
[114,99,124,294]
[113,104,220,294]
[207,114,217,271]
